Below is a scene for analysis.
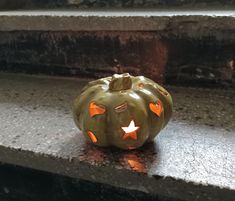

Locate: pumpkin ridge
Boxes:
[133,87,165,140]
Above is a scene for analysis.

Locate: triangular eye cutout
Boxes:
[149,100,163,117]
[89,102,106,117]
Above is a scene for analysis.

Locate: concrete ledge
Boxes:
[0,164,168,201]
[0,73,234,201]
[0,10,235,31]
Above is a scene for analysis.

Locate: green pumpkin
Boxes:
[73,73,173,150]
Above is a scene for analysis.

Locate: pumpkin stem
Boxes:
[109,73,132,91]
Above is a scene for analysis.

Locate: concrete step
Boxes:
[0,73,234,201]
[0,0,235,10]
[0,163,168,201]
[1,10,235,31]
[0,10,235,88]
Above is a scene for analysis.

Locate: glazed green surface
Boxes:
[73,73,173,150]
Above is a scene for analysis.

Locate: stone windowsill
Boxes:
[0,73,234,201]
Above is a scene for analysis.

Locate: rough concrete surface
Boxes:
[1,10,235,31]
[0,73,234,201]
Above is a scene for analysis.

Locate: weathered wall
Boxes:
[0,0,235,9]
[0,32,166,82]
[0,31,234,88]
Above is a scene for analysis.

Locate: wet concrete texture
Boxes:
[0,73,234,201]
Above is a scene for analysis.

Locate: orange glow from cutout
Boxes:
[89,102,106,117]
[149,100,163,117]
[127,159,145,172]
[122,120,139,140]
[87,131,98,143]
[124,154,146,172]
[127,146,136,150]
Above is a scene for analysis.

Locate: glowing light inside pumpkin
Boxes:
[149,100,163,117]
[122,120,139,140]
[87,131,98,143]
[89,102,106,117]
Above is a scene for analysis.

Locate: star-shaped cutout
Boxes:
[121,120,139,140]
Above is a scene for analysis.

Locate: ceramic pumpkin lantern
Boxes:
[73,73,173,150]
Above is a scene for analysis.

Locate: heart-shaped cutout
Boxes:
[149,100,163,117]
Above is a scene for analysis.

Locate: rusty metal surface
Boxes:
[0,73,234,201]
